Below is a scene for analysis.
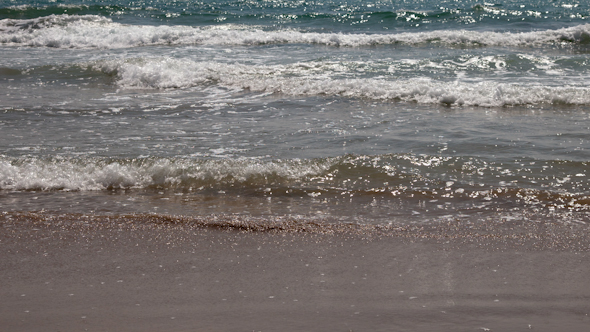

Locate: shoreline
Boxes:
[3,211,590,251]
[2,213,590,331]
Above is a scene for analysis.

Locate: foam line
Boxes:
[2,14,590,49]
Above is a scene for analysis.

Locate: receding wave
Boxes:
[89,58,590,107]
[2,14,590,48]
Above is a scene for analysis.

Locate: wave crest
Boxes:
[89,58,590,107]
[2,14,590,48]
[1,155,588,215]
[0,156,330,191]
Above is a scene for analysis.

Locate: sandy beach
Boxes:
[2,213,590,332]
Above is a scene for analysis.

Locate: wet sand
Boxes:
[1,213,590,331]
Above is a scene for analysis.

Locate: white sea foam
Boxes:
[0,157,329,191]
[0,158,147,191]
[90,58,590,107]
[2,14,590,48]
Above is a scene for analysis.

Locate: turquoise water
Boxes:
[0,0,589,224]
[2,0,589,32]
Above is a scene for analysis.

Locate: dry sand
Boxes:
[1,213,590,331]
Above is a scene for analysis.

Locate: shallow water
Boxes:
[1,0,589,226]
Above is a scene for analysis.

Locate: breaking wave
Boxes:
[1,154,588,214]
[2,14,590,49]
[89,58,590,107]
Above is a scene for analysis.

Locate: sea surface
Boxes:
[1,0,589,228]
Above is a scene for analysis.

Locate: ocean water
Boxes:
[1,0,589,227]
